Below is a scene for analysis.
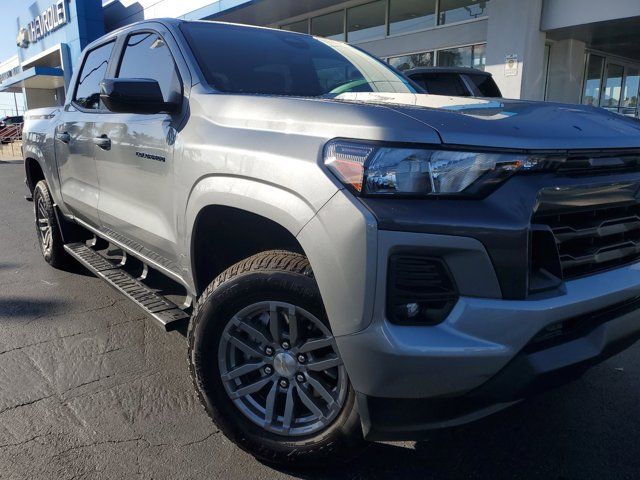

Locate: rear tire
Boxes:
[188,250,366,467]
[33,180,71,269]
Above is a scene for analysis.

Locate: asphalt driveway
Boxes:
[0,159,639,479]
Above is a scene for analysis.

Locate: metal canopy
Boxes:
[0,66,65,93]
[206,0,348,26]
[546,16,640,61]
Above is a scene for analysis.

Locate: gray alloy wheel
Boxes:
[35,194,53,257]
[218,300,348,436]
[32,180,71,269]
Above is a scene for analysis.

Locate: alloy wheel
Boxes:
[218,301,347,436]
[35,195,52,256]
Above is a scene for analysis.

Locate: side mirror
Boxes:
[100,78,178,114]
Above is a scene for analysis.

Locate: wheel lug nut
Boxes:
[297,354,306,363]
[296,373,305,383]
[264,366,273,375]
[265,346,274,355]
[281,341,290,350]
[279,378,289,388]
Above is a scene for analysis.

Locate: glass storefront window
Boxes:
[389,0,436,35]
[388,51,434,71]
[437,45,473,68]
[602,63,624,110]
[582,54,604,106]
[438,0,490,25]
[347,1,386,43]
[311,11,344,40]
[472,44,486,71]
[621,68,639,116]
[281,20,308,34]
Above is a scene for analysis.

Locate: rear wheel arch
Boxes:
[25,157,45,194]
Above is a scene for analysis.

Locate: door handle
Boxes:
[93,135,111,150]
[56,132,71,144]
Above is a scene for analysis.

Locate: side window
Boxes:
[74,42,115,110]
[420,73,470,97]
[117,32,181,103]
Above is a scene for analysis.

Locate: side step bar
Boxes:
[64,242,190,331]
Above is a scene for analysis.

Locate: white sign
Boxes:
[504,54,518,77]
[16,0,69,49]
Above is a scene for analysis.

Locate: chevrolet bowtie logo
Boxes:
[16,27,29,48]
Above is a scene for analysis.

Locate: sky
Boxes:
[0,1,31,116]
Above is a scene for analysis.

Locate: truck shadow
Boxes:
[270,363,640,479]
[0,297,66,321]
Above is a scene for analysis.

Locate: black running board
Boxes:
[64,242,190,331]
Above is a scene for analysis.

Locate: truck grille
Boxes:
[532,201,640,279]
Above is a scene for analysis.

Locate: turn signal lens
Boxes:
[323,142,375,192]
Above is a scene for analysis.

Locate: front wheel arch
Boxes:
[190,205,306,296]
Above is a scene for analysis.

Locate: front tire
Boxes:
[188,250,365,467]
[33,180,70,268]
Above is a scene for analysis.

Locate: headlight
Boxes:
[324,140,540,197]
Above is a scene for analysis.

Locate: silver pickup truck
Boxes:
[22,19,640,467]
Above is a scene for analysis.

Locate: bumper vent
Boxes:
[387,255,458,325]
[525,295,640,353]
[532,201,640,279]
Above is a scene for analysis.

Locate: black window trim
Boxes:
[114,28,184,103]
[71,39,118,113]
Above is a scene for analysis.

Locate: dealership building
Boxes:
[1,0,639,116]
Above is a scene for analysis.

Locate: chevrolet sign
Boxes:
[16,0,69,48]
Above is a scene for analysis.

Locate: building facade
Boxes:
[1,0,639,117]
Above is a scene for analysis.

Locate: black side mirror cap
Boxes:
[100,78,178,114]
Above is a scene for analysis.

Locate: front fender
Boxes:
[184,179,378,338]
[185,174,318,235]
[297,191,378,337]
[183,174,325,288]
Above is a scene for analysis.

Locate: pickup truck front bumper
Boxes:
[298,168,640,441]
[335,230,640,440]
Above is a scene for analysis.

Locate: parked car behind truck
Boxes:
[22,19,640,467]
[405,66,502,97]
[0,115,23,144]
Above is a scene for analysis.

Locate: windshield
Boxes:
[180,22,416,97]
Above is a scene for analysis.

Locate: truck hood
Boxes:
[334,92,640,150]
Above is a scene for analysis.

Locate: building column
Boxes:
[24,88,58,109]
[545,39,586,104]
[484,0,547,100]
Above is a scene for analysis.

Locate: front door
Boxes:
[56,41,116,227]
[94,30,184,272]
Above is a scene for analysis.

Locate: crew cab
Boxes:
[22,19,640,467]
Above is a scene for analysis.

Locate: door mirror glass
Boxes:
[100,78,177,114]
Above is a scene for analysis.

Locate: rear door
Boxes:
[94,27,185,272]
[55,41,115,226]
